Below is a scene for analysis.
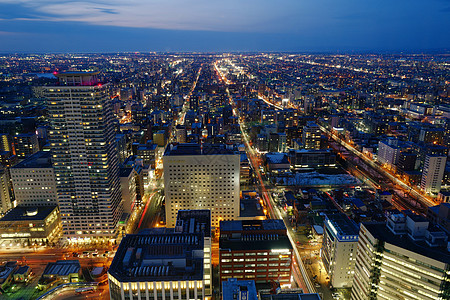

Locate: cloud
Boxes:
[0,0,303,32]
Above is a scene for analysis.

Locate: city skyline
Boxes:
[1,0,450,52]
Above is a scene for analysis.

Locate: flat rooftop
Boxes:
[109,233,204,282]
[12,151,52,169]
[220,219,286,232]
[364,222,450,264]
[43,260,80,277]
[222,279,257,300]
[164,143,236,156]
[220,235,292,251]
[260,292,321,300]
[0,205,57,222]
[175,209,211,237]
[325,213,359,236]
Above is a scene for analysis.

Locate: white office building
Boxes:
[322,213,359,288]
[10,151,58,207]
[44,71,123,240]
[421,154,447,195]
[163,143,240,228]
[351,212,450,300]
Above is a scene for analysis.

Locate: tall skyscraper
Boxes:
[163,143,240,228]
[45,71,123,241]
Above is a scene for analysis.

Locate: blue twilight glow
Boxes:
[0,0,449,52]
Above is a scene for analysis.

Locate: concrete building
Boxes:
[0,205,62,245]
[44,71,123,240]
[10,151,57,207]
[322,213,359,288]
[163,143,240,228]
[13,133,39,159]
[0,133,12,152]
[219,220,293,288]
[176,125,187,143]
[302,121,322,150]
[377,138,401,168]
[421,154,447,194]
[108,209,212,300]
[120,167,137,214]
[351,211,450,300]
[0,167,12,215]
[288,149,336,170]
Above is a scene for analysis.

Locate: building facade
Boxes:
[10,151,58,207]
[44,71,123,240]
[421,154,447,194]
[351,212,450,300]
[163,143,240,228]
[13,133,39,159]
[219,220,293,288]
[322,213,359,288]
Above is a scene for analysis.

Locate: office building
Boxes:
[288,149,336,170]
[351,211,450,300]
[163,143,240,228]
[44,71,123,240]
[176,125,187,143]
[10,151,57,207]
[420,154,447,194]
[302,121,322,150]
[0,133,12,152]
[13,133,39,159]
[108,210,211,300]
[120,167,137,214]
[0,167,12,215]
[0,205,62,245]
[322,213,359,288]
[377,138,401,168]
[219,220,293,287]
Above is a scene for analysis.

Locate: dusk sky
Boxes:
[0,0,449,53]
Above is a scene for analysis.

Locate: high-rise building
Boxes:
[351,212,450,300]
[10,151,57,207]
[13,133,39,159]
[163,143,240,228]
[302,121,322,150]
[321,213,359,288]
[421,154,447,194]
[44,71,123,240]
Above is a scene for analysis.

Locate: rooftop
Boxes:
[175,209,211,237]
[260,290,321,300]
[220,235,292,251]
[325,213,360,237]
[12,151,52,169]
[220,219,286,232]
[43,260,80,277]
[109,233,204,282]
[164,143,236,156]
[222,279,258,300]
[0,205,57,222]
[364,222,450,264]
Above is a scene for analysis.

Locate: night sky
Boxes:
[0,0,449,52]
